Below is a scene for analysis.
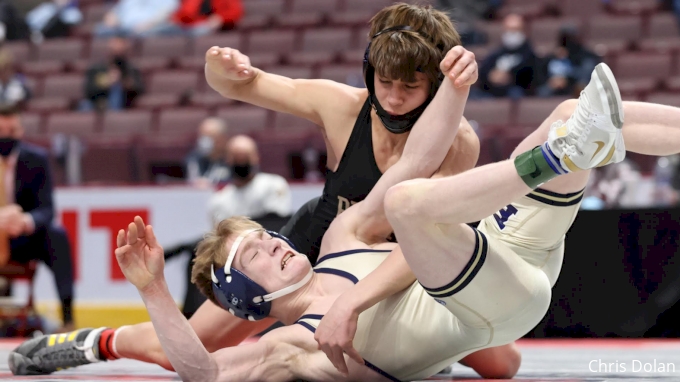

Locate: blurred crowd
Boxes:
[0,0,674,213]
[0,0,676,337]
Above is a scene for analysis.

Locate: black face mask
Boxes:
[0,138,18,157]
[362,25,443,134]
[112,56,128,70]
[369,94,432,134]
[231,163,253,179]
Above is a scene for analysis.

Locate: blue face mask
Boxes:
[197,136,214,156]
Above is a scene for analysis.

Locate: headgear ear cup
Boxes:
[211,229,311,321]
[363,42,373,94]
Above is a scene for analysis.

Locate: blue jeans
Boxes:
[79,82,124,111]
[94,21,215,38]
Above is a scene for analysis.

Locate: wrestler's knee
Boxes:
[384,179,429,223]
[482,342,522,379]
[531,99,577,143]
[554,99,578,123]
[156,356,175,372]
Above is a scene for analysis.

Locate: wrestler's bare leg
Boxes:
[384,64,630,378]
[116,301,276,370]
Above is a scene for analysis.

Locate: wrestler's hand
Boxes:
[314,294,364,376]
[205,46,255,81]
[114,216,165,292]
[440,46,478,88]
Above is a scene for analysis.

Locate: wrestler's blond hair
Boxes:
[191,216,263,306]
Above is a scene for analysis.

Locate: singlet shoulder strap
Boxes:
[334,96,373,172]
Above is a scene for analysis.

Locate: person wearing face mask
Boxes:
[477,13,538,99]
[81,35,145,112]
[0,105,75,333]
[93,0,179,38]
[0,49,31,111]
[25,0,83,41]
[207,135,291,226]
[184,117,230,187]
[170,135,290,319]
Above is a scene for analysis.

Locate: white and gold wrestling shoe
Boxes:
[546,62,625,172]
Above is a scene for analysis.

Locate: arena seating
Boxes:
[12,0,679,182]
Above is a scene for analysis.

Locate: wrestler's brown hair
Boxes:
[368,2,462,85]
[191,216,263,306]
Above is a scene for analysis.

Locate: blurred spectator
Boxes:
[657,0,679,25]
[435,0,491,45]
[80,36,144,112]
[184,117,229,187]
[0,49,30,110]
[537,46,574,97]
[166,0,244,36]
[671,0,680,29]
[169,134,291,318]
[0,105,75,332]
[25,0,82,42]
[654,156,679,207]
[537,25,601,98]
[93,0,179,38]
[208,134,291,225]
[582,159,645,210]
[0,0,29,41]
[477,14,538,99]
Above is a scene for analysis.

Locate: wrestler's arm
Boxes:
[117,218,335,382]
[433,117,480,179]
[139,279,306,382]
[142,284,356,382]
[204,47,361,130]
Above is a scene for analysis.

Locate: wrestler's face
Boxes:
[229,230,310,292]
[373,72,430,116]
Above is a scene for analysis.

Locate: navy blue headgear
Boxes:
[362,25,445,134]
[211,229,313,321]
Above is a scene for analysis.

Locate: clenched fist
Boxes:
[205,46,255,82]
[439,46,478,88]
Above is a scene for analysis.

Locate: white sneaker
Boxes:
[547,63,625,172]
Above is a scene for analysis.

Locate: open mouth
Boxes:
[281,252,294,270]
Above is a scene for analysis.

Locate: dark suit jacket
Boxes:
[14,142,54,233]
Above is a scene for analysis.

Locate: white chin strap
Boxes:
[254,267,313,303]
[210,228,314,304]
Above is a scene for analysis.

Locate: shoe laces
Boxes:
[550,120,575,156]
[39,341,91,370]
[558,92,594,157]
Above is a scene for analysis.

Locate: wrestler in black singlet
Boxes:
[280,97,386,264]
